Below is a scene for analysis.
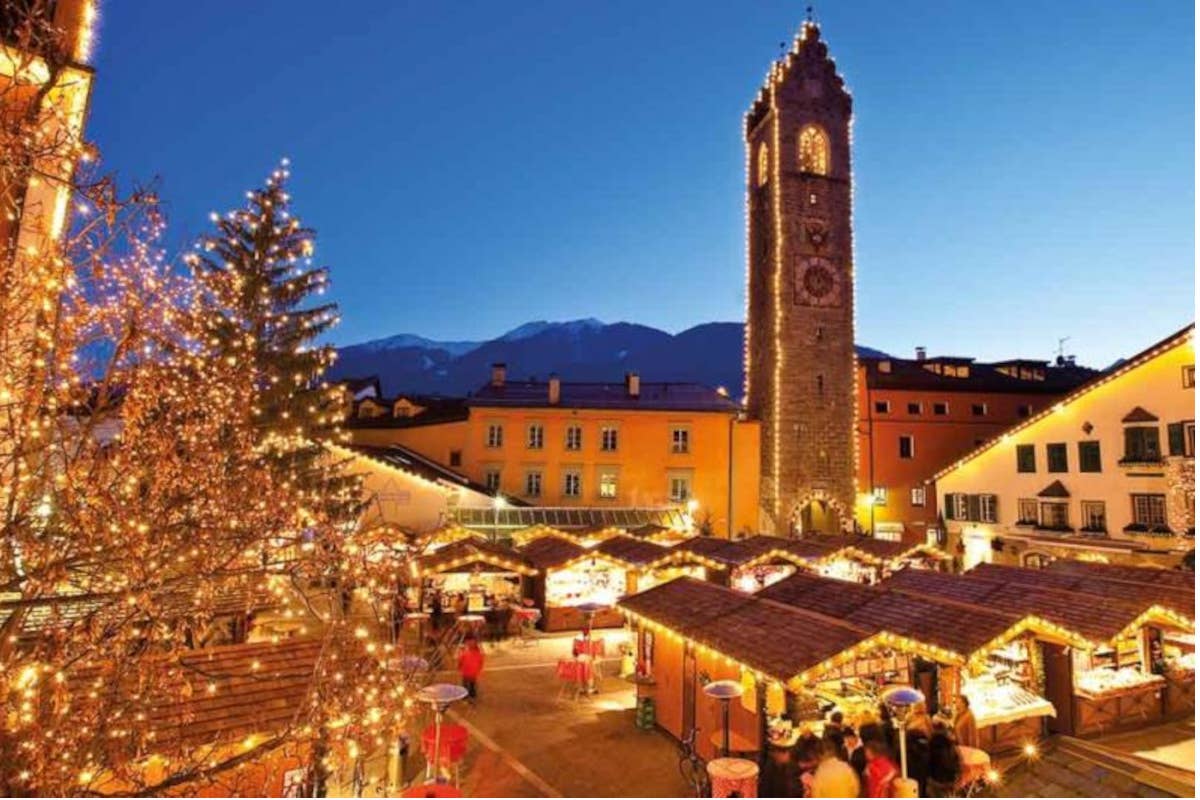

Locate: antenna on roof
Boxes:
[1056,336,1071,367]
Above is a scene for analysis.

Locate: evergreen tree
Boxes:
[190,161,362,531]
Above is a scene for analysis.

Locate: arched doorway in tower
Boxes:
[790,492,847,536]
[798,499,839,535]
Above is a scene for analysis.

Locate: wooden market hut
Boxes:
[619,578,878,763]
[418,523,488,551]
[411,539,536,615]
[520,536,625,631]
[70,638,326,797]
[592,534,686,593]
[655,537,767,586]
[884,567,1196,736]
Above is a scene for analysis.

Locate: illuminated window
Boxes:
[757,143,770,186]
[797,124,830,175]
[599,470,618,499]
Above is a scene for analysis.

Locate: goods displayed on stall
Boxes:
[409,540,536,631]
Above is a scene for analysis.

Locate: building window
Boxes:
[910,487,926,507]
[669,476,691,503]
[899,435,915,459]
[484,470,501,492]
[1077,440,1101,473]
[907,402,922,415]
[1184,365,1195,388]
[563,470,581,498]
[1016,444,1036,473]
[1017,404,1034,418]
[527,424,544,450]
[449,450,462,467]
[953,493,969,521]
[933,402,949,416]
[524,471,542,498]
[971,403,988,416]
[797,124,830,175]
[1131,494,1167,527]
[1080,501,1106,532]
[486,424,504,448]
[600,426,619,452]
[598,471,618,500]
[872,486,888,506]
[565,425,582,451]
[874,401,890,414]
[1039,501,1069,530]
[757,142,770,187]
[1167,421,1195,457]
[1123,426,1161,463]
[671,427,690,454]
[979,494,998,523]
[1046,443,1068,473]
[1017,498,1038,525]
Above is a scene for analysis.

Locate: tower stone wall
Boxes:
[745,22,856,534]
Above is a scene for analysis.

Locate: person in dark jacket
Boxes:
[927,720,962,797]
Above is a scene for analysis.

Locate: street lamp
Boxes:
[880,685,924,799]
[703,679,745,756]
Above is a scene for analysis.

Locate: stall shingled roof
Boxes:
[519,536,589,571]
[883,567,1193,643]
[414,539,535,576]
[593,535,672,567]
[967,563,1195,619]
[618,578,874,684]
[757,570,880,618]
[1044,559,1196,590]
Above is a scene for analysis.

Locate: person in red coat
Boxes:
[863,739,899,798]
[458,637,485,700]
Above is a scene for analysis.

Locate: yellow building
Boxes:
[348,364,761,537]
[934,325,1195,570]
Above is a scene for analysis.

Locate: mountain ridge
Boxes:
[330,319,890,397]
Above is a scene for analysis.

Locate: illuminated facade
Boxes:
[745,20,855,535]
[934,325,1195,570]
[348,366,762,537]
[854,351,1097,543]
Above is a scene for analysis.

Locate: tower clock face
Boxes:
[795,257,843,307]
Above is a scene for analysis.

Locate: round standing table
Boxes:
[707,757,759,798]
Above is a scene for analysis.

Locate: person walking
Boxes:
[863,740,899,799]
[927,720,963,797]
[810,738,860,797]
[458,636,485,701]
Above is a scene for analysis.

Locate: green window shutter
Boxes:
[1168,423,1185,456]
[1016,445,1035,473]
[1078,441,1102,473]
[944,494,955,520]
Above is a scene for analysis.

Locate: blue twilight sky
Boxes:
[86,1,1193,367]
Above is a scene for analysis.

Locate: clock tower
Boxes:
[744,19,856,535]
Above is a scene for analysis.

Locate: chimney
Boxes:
[490,363,507,387]
[548,374,561,405]
[915,346,927,362]
[625,372,640,398]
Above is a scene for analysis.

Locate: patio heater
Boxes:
[576,600,607,640]
[416,683,469,783]
[703,679,745,756]
[880,685,924,799]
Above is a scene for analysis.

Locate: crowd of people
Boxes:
[786,694,980,798]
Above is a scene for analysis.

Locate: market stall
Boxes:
[411,540,536,618]
[883,566,1196,739]
[889,543,954,573]
[510,524,577,548]
[419,523,487,552]
[724,537,831,593]
[591,535,692,593]
[521,537,627,631]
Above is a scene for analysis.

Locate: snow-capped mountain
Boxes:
[330,318,889,397]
